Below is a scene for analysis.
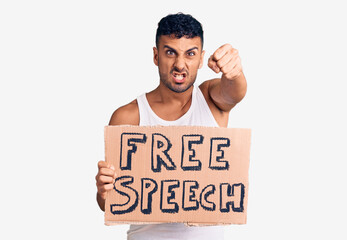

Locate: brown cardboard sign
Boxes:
[104,125,251,226]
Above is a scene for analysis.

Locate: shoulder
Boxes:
[109,99,139,126]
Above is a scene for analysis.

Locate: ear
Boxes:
[153,47,158,66]
[198,50,205,69]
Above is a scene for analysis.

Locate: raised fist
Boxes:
[208,44,243,80]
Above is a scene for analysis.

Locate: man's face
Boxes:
[153,35,205,93]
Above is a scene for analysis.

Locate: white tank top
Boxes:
[137,85,219,127]
[127,86,224,240]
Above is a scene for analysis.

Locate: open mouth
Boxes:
[172,72,187,83]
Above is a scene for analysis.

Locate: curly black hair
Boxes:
[155,13,204,47]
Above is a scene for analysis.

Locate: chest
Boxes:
[149,100,192,121]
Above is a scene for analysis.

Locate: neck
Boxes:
[156,83,194,105]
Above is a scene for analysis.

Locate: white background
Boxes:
[1,0,346,239]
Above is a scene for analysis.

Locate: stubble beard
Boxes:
[159,70,196,93]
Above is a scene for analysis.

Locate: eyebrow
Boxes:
[186,47,199,52]
[163,45,177,54]
[163,45,199,53]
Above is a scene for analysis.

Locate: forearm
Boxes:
[220,71,247,105]
[209,72,247,111]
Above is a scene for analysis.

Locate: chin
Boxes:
[160,74,196,93]
[167,82,194,93]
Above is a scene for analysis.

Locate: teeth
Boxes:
[174,74,184,80]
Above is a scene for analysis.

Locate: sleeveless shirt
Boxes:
[127,85,224,240]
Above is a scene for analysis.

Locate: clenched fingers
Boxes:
[208,44,242,79]
[98,160,114,170]
[97,167,117,178]
[212,44,233,61]
[96,160,117,200]
[97,161,116,177]
[215,52,234,70]
[97,183,114,199]
[96,160,117,185]
[208,56,221,73]
[97,175,114,184]
[219,55,240,74]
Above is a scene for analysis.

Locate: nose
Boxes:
[174,55,186,72]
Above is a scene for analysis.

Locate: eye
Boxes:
[187,51,196,56]
[166,50,175,56]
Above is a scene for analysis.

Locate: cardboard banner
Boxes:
[104,125,251,226]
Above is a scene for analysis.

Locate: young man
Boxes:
[95,13,247,239]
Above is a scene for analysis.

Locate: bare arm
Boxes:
[207,44,247,112]
[96,100,139,211]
